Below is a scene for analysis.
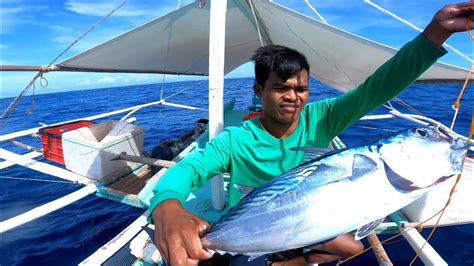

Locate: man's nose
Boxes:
[285,88,298,101]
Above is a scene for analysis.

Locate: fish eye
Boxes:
[416,129,428,138]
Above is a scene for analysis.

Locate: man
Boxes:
[149,2,474,265]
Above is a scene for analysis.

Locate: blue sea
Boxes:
[1,77,473,265]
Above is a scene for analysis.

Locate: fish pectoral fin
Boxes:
[354,217,385,240]
[351,154,378,178]
[235,184,256,198]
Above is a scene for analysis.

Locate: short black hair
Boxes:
[251,45,310,86]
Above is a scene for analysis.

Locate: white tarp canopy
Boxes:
[58,0,469,92]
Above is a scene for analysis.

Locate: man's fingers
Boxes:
[158,241,170,265]
[155,227,170,264]
[183,233,213,261]
[169,240,193,266]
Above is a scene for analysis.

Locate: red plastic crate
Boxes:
[39,120,95,164]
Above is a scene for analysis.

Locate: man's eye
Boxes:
[296,87,308,92]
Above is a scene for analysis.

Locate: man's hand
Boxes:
[424,2,474,47]
[153,199,213,265]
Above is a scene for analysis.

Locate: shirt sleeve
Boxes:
[321,33,447,140]
[147,129,232,222]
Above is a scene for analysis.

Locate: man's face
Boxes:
[255,69,309,126]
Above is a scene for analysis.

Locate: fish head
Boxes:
[378,125,470,190]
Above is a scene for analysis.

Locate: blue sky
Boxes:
[1,0,472,98]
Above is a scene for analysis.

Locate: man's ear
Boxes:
[253,84,263,97]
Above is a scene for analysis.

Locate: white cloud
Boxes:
[49,24,135,56]
[64,0,177,18]
[0,44,8,49]
[79,79,91,86]
[97,76,117,84]
[0,4,47,33]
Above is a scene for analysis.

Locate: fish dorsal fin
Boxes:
[247,252,269,261]
[354,217,385,240]
[351,154,378,178]
[290,147,335,161]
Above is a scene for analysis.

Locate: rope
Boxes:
[409,21,474,263]
[450,70,471,128]
[120,79,208,121]
[304,0,329,25]
[392,97,425,117]
[353,125,398,132]
[1,0,128,121]
[364,0,473,63]
[0,175,76,184]
[450,53,473,129]
[162,79,208,101]
[160,74,165,100]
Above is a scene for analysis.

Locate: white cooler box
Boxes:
[62,120,144,180]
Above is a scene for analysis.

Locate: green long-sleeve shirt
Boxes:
[148,34,446,214]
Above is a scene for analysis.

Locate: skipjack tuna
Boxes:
[201,125,471,260]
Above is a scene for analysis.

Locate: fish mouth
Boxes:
[383,161,454,192]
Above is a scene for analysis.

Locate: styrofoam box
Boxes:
[62,120,144,180]
[402,157,474,223]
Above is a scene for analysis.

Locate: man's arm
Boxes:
[320,2,474,140]
[149,130,232,265]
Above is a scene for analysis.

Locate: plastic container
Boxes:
[61,120,144,180]
[39,121,95,164]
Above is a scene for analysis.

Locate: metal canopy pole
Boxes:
[208,0,227,210]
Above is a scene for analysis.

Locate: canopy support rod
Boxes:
[0,184,97,233]
[0,64,208,75]
[0,65,62,72]
[9,139,42,153]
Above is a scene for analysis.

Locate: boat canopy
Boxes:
[57,0,469,92]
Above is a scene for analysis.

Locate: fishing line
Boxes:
[450,61,473,130]
[408,116,474,265]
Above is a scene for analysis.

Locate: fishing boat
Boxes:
[1,0,473,265]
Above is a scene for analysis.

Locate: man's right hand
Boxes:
[152,199,213,265]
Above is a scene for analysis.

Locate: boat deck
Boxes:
[95,107,248,209]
